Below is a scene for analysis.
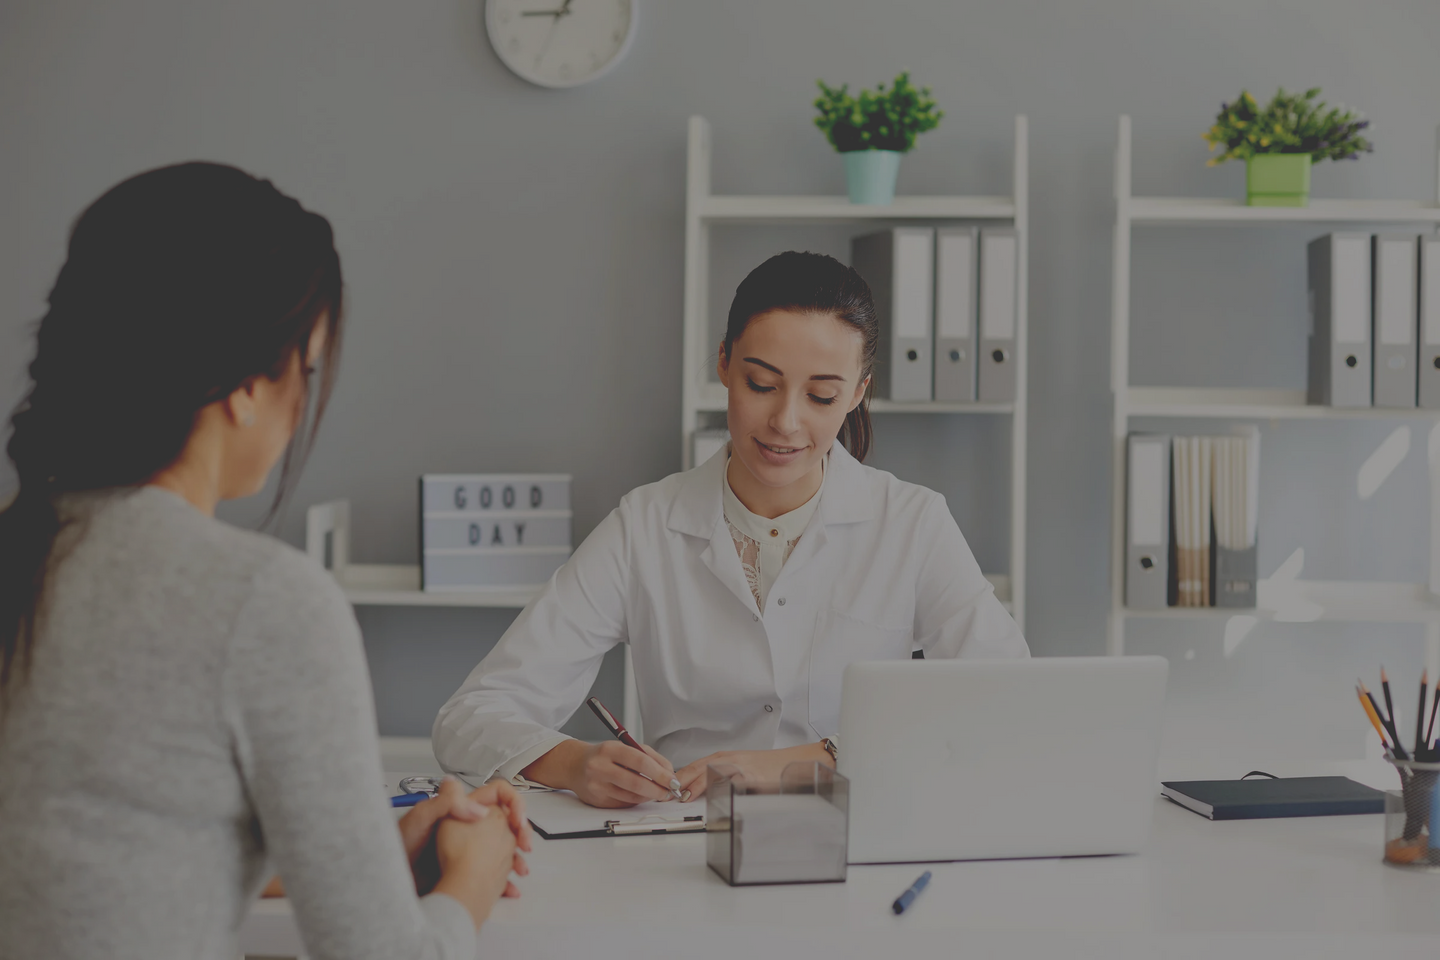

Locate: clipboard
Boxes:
[524,789,707,839]
[534,814,706,840]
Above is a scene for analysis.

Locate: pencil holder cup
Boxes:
[704,760,848,886]
[1382,758,1440,872]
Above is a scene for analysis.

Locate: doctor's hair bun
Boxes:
[722,250,877,463]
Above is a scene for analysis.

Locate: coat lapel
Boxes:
[667,444,759,612]
[776,441,873,578]
[667,440,876,610]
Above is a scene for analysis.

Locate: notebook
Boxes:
[524,789,707,839]
[1160,776,1385,820]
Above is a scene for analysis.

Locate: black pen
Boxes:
[892,869,931,915]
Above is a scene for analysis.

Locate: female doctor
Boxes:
[433,251,1028,807]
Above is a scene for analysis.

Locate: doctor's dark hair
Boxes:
[721,251,878,462]
[0,161,344,692]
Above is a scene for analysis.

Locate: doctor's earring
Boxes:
[241,411,256,427]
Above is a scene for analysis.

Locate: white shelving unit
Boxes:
[305,501,542,609]
[1108,115,1440,676]
[308,499,640,732]
[681,115,1031,628]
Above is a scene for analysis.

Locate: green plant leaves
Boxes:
[813,72,943,154]
[1203,87,1372,166]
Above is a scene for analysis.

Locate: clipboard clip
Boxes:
[605,815,705,835]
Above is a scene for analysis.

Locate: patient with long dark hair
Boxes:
[0,162,529,960]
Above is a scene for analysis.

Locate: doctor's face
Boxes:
[717,309,869,491]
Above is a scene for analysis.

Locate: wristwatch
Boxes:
[821,737,838,763]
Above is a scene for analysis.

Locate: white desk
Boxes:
[242,763,1440,960]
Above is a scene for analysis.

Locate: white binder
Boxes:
[1125,434,1171,610]
[1419,236,1440,409]
[851,228,935,401]
[978,228,1018,403]
[933,227,978,402]
[1372,234,1419,409]
[1306,233,1372,408]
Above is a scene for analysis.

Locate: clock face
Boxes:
[486,0,636,89]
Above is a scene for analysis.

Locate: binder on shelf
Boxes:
[977,228,1018,403]
[1212,427,1260,609]
[933,227,978,402]
[1171,436,1212,608]
[1418,236,1440,409]
[1306,233,1372,408]
[1125,433,1170,610]
[419,474,573,592]
[1372,234,1419,409]
[851,228,934,401]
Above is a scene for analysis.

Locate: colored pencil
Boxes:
[1370,667,1393,736]
[1357,685,1391,749]
[1426,684,1439,754]
[1415,671,1428,758]
[1362,679,1408,761]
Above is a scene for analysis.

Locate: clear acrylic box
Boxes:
[705,760,848,886]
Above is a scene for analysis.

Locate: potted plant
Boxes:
[1203,87,1373,207]
[814,72,943,205]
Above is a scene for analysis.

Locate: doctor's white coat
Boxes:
[433,442,1027,781]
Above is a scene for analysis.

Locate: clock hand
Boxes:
[532,13,563,68]
[522,0,572,17]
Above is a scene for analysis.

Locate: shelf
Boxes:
[1120,580,1440,624]
[333,564,1012,613]
[692,396,1014,415]
[1128,197,1440,225]
[871,399,1014,414]
[696,195,1016,224]
[1123,387,1440,420]
[333,564,540,608]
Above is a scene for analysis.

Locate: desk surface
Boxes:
[242,762,1440,960]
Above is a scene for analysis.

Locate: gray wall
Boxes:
[4,0,1439,759]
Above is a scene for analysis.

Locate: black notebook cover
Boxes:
[1160,776,1385,820]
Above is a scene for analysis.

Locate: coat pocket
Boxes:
[807,608,913,740]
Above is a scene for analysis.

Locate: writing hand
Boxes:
[522,739,680,808]
[674,743,833,801]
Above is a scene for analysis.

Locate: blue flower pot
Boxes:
[843,150,902,205]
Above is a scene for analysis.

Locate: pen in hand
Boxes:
[586,696,684,801]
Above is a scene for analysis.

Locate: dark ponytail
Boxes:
[721,251,878,461]
[1,161,344,691]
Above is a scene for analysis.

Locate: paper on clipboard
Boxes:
[525,789,706,839]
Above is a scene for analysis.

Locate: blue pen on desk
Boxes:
[390,793,428,808]
[891,869,931,915]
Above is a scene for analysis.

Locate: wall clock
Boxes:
[485,0,637,89]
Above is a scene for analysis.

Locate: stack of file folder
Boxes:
[1126,428,1259,610]
[850,226,1018,403]
[1308,232,1440,409]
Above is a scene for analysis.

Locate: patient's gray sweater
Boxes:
[0,487,475,960]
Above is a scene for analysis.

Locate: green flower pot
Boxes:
[1246,153,1312,207]
[843,149,902,205]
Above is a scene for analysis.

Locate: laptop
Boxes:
[837,656,1168,863]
